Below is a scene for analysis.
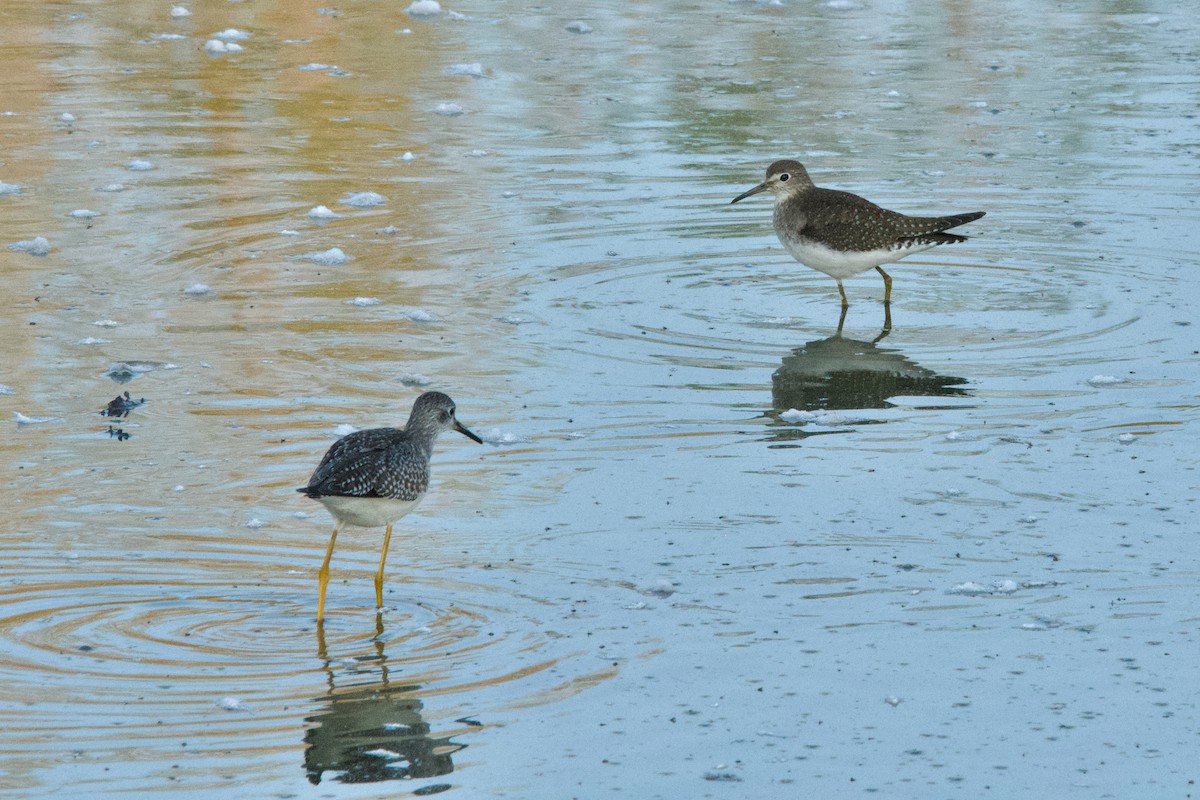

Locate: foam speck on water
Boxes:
[406,309,438,323]
[212,29,251,41]
[347,297,381,307]
[296,247,350,265]
[0,182,23,195]
[126,158,154,171]
[396,372,431,387]
[1117,433,1136,444]
[93,320,120,327]
[434,103,465,116]
[69,209,101,219]
[445,63,487,78]
[60,112,76,123]
[280,229,300,236]
[204,40,243,54]
[1087,374,1124,386]
[98,183,125,192]
[339,191,387,208]
[183,283,212,296]
[565,20,593,34]
[170,5,191,17]
[216,697,249,712]
[245,519,265,529]
[298,63,334,72]
[401,152,416,161]
[14,412,64,425]
[333,423,359,437]
[405,0,442,17]
[307,205,342,219]
[76,337,109,345]
[8,236,51,256]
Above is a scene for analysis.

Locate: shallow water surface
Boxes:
[2,0,1199,797]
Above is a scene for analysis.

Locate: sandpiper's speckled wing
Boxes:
[798,187,984,253]
[298,428,430,501]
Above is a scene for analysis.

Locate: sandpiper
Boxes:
[732,159,985,307]
[297,391,483,621]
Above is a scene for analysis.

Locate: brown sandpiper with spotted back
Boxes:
[298,391,482,621]
[732,159,985,307]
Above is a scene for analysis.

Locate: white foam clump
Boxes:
[126,158,154,170]
[1087,374,1124,386]
[339,191,387,208]
[481,428,530,446]
[280,229,300,236]
[15,412,64,425]
[947,579,1019,596]
[333,423,359,437]
[779,408,869,426]
[245,518,265,529]
[405,0,442,16]
[944,430,978,442]
[446,63,486,77]
[216,697,250,712]
[98,183,125,192]
[298,63,333,71]
[0,385,14,395]
[205,40,244,54]
[642,578,676,598]
[401,152,416,161]
[77,337,109,345]
[0,182,23,195]
[434,103,465,117]
[69,209,101,219]
[184,283,212,296]
[8,236,51,256]
[212,29,251,41]
[396,372,431,387]
[170,5,191,17]
[307,205,343,219]
[566,20,592,33]
[1117,433,1136,444]
[297,247,351,265]
[93,319,120,327]
[60,112,76,123]
[406,309,438,322]
[152,32,186,41]
[347,297,380,306]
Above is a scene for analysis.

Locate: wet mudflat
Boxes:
[1,1,1198,797]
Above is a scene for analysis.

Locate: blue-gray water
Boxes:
[1,1,1198,797]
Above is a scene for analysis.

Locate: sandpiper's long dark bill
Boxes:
[297,391,483,621]
[732,159,985,307]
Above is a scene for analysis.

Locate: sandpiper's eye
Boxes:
[779,173,790,182]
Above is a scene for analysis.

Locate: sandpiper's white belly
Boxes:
[318,494,424,528]
[779,234,937,280]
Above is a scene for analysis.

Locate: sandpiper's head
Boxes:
[407,391,483,443]
[731,159,813,203]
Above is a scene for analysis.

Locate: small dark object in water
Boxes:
[107,425,130,441]
[100,391,145,418]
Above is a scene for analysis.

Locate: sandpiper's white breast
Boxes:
[777,229,939,280]
[318,494,424,528]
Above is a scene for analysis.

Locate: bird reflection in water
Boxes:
[771,306,970,425]
[305,617,469,789]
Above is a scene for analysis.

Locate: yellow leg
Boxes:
[837,280,849,309]
[875,266,892,304]
[317,523,340,622]
[375,524,394,609]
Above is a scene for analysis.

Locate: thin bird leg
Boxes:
[317,522,341,622]
[375,524,394,609]
[875,266,893,305]
[837,280,849,309]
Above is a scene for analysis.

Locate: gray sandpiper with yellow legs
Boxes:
[732,159,985,308]
[297,391,483,621]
